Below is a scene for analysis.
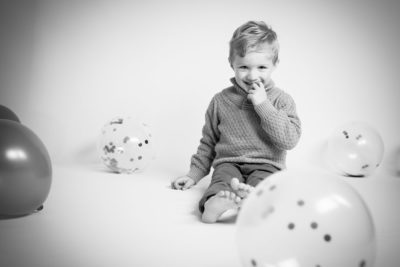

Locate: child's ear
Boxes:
[228,58,233,69]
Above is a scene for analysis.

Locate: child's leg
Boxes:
[198,163,243,223]
[202,190,241,223]
[246,163,281,187]
[230,163,280,199]
[198,163,243,212]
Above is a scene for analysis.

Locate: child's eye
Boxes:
[259,66,268,70]
[239,66,248,70]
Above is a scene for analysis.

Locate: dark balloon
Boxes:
[0,120,52,217]
[0,105,21,123]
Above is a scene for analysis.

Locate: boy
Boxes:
[172,21,301,223]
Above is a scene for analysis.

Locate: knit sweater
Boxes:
[187,78,301,182]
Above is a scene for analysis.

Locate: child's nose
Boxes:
[247,70,259,82]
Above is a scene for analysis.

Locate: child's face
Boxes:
[231,45,276,93]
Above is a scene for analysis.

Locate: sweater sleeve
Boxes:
[186,97,220,182]
[254,92,301,150]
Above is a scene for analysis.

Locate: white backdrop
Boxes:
[1,0,400,174]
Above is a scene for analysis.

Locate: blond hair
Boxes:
[229,21,280,66]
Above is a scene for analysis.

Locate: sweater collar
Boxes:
[228,77,275,109]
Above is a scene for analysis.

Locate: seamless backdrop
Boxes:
[1,0,399,174]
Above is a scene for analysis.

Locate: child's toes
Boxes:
[238,183,246,191]
[217,190,226,197]
[222,190,232,198]
[231,178,240,190]
[228,191,236,200]
[234,195,241,204]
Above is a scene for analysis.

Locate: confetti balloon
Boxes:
[236,169,376,267]
[98,116,155,173]
[326,121,384,177]
[0,120,52,217]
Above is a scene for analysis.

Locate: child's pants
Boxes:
[198,162,281,213]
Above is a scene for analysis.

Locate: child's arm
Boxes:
[171,98,219,191]
[185,97,220,182]
[251,86,301,150]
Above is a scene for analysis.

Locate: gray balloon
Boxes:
[0,105,20,123]
[0,119,52,217]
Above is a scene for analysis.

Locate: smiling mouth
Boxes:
[244,81,261,86]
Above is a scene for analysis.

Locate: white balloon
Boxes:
[236,169,376,267]
[98,116,155,173]
[326,121,384,177]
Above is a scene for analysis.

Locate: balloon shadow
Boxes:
[0,205,44,220]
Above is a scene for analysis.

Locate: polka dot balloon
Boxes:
[326,121,384,177]
[98,116,155,173]
[236,169,376,267]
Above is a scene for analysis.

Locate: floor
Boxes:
[0,163,399,267]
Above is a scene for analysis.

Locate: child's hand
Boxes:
[171,175,196,190]
[247,81,267,105]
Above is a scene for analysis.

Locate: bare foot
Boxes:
[201,191,241,223]
[230,178,254,199]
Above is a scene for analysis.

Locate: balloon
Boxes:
[0,105,20,122]
[98,116,155,173]
[326,121,384,177]
[236,169,376,267]
[0,120,52,217]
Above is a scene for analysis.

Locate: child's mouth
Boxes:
[244,81,262,87]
